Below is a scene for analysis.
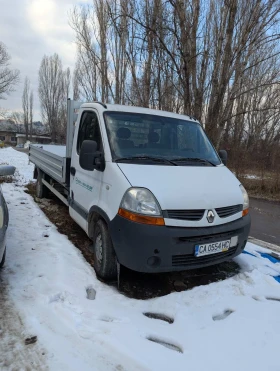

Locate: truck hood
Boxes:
[117,164,243,210]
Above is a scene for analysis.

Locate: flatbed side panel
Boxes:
[29,145,67,184]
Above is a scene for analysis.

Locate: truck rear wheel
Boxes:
[36,169,48,198]
[92,219,117,280]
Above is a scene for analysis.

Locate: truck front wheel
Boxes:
[92,219,117,280]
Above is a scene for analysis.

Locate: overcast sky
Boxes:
[0,0,90,121]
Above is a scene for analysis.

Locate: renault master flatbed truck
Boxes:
[29,99,251,280]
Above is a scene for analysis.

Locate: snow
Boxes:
[0,147,34,185]
[232,173,261,180]
[244,174,261,180]
[32,144,66,157]
[1,147,280,370]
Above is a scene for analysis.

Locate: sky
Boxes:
[0,0,90,121]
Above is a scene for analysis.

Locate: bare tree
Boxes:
[0,42,20,99]
[22,77,30,140]
[70,6,108,102]
[70,0,280,173]
[30,90,33,140]
[7,111,24,133]
[72,66,80,100]
[38,54,70,142]
[0,107,7,119]
[57,67,71,142]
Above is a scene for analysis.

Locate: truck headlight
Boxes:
[240,184,249,216]
[118,188,164,225]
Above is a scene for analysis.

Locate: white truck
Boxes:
[29,99,251,280]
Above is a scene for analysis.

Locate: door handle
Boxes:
[70,166,76,176]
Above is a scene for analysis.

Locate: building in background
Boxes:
[0,119,51,146]
[0,120,17,145]
[16,134,51,145]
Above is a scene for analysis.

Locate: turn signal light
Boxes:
[242,208,249,217]
[118,208,165,226]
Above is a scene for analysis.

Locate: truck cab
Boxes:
[69,102,250,279]
[30,101,251,280]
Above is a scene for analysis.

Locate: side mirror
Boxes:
[218,150,228,166]
[0,165,16,176]
[79,140,105,172]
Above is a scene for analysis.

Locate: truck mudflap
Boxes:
[109,214,251,273]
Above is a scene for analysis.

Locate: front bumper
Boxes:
[109,214,251,273]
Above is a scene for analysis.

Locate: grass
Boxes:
[234,170,280,202]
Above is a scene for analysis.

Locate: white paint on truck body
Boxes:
[117,163,243,227]
[30,101,246,234]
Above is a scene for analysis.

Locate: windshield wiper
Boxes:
[115,156,178,166]
[171,157,216,166]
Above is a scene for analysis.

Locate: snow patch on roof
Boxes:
[0,120,17,132]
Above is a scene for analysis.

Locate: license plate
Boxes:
[195,236,238,257]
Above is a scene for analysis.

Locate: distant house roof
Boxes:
[33,121,44,127]
[0,120,17,132]
[16,134,51,139]
[0,120,49,136]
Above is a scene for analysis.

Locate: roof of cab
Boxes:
[80,102,198,123]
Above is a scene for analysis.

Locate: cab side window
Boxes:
[77,111,102,154]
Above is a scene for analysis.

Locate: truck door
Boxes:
[69,109,103,231]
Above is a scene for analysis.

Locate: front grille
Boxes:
[176,228,243,244]
[216,204,242,218]
[164,204,242,221]
[172,246,237,267]
[164,209,205,221]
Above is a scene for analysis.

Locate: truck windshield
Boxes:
[103,112,221,166]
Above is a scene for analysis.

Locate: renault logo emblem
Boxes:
[207,210,215,223]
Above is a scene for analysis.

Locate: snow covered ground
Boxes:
[244,174,262,180]
[1,147,280,371]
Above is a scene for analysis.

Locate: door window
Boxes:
[77,111,102,154]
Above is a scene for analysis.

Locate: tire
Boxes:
[0,247,6,269]
[36,169,48,198]
[92,219,117,280]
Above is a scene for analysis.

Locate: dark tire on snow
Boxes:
[0,247,6,268]
[92,219,117,280]
[36,169,48,198]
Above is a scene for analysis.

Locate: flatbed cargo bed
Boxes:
[29,144,70,185]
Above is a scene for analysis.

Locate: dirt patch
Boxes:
[118,260,240,299]
[0,176,14,184]
[25,182,241,300]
